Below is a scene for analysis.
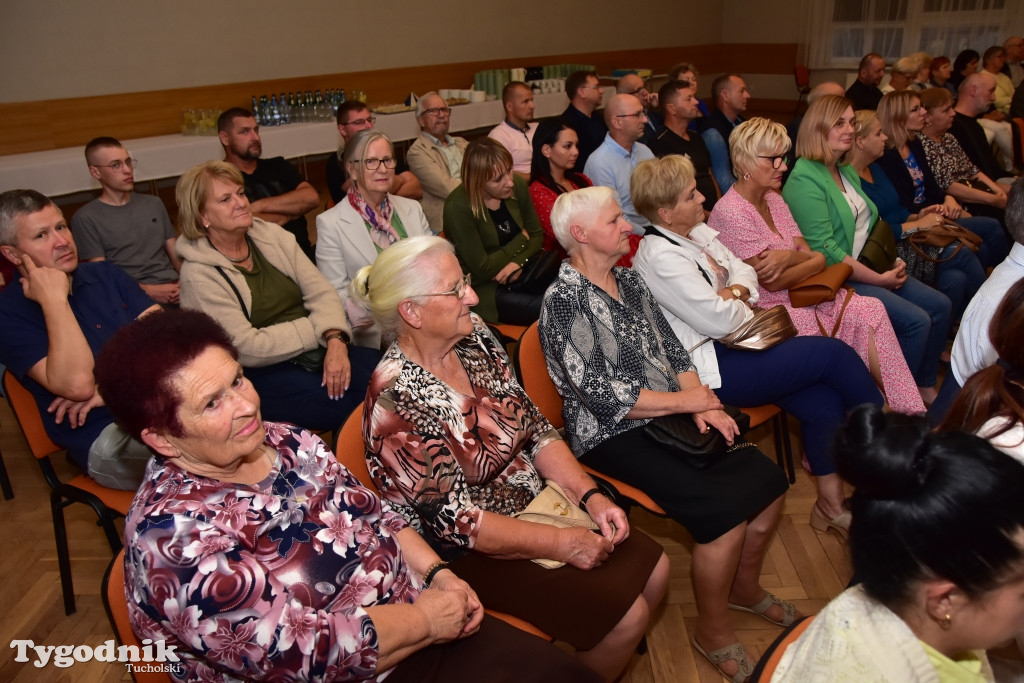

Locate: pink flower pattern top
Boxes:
[122,423,420,682]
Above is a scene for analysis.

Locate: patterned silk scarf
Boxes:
[348,188,400,251]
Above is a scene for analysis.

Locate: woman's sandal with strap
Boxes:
[692,637,754,683]
[727,592,797,627]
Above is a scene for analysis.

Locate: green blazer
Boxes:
[782,158,879,267]
[443,175,544,322]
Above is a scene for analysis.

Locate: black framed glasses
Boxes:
[343,115,377,127]
[757,155,787,169]
[422,106,451,118]
[362,156,397,170]
[93,157,137,171]
[418,273,472,300]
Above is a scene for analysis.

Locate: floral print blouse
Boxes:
[364,315,559,556]
[123,423,420,683]
[918,132,980,192]
[538,262,696,455]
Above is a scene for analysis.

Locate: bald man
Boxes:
[951,72,1016,180]
[583,94,656,232]
[617,73,660,140]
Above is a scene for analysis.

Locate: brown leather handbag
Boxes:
[788,263,853,308]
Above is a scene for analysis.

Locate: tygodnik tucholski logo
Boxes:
[11,638,184,675]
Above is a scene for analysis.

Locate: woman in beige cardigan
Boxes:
[175,160,379,435]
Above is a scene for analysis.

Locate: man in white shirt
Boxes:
[487,81,537,179]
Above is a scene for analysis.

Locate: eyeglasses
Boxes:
[343,116,377,127]
[758,155,787,169]
[615,111,648,120]
[418,273,472,300]
[422,106,451,118]
[362,156,397,170]
[93,158,137,171]
[627,87,648,97]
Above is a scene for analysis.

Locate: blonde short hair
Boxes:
[175,161,245,240]
[630,155,697,226]
[729,117,791,178]
[550,186,617,254]
[795,94,854,164]
[877,90,920,150]
[350,236,455,335]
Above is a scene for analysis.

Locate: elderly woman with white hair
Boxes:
[538,185,793,682]
[354,236,669,682]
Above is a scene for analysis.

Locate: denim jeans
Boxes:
[715,336,884,475]
[935,242,986,321]
[849,278,951,387]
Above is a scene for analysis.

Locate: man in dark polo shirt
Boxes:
[846,53,886,111]
[0,189,160,488]
[561,70,607,171]
[950,72,1017,182]
[218,107,320,261]
[648,79,719,211]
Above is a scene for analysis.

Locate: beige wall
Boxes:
[0,0,727,103]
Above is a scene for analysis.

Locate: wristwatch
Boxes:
[730,286,742,299]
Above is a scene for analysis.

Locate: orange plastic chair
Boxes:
[102,549,174,683]
[335,404,553,641]
[749,615,814,681]
[3,370,135,615]
[514,322,668,516]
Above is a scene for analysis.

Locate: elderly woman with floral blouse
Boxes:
[95,309,596,683]
[356,236,668,683]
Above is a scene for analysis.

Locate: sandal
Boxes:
[810,507,851,542]
[692,637,754,683]
[727,592,797,627]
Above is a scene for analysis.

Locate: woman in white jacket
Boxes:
[630,155,882,539]
[316,130,432,349]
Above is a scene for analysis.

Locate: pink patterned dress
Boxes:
[709,188,924,413]
[122,423,419,682]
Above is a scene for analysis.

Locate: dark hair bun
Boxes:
[835,404,932,501]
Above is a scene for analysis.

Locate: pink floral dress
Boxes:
[123,423,420,682]
[710,188,924,413]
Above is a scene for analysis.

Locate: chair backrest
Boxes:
[750,615,814,681]
[2,370,62,460]
[334,403,375,490]
[514,322,564,429]
[102,549,174,683]
[794,65,811,88]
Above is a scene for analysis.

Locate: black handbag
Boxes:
[644,405,751,469]
[504,250,561,295]
[857,219,897,274]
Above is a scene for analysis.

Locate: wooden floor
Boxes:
[0,397,852,683]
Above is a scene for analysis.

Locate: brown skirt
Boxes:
[449,530,664,650]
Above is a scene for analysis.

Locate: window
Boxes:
[807,0,1019,69]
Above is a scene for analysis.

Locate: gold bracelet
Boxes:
[423,560,449,587]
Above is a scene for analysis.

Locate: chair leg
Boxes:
[50,491,76,615]
[0,449,13,500]
[775,413,796,484]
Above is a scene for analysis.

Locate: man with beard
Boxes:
[218,108,319,260]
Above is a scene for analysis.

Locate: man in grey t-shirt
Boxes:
[71,137,180,304]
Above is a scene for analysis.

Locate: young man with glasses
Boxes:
[325,101,422,204]
[406,92,470,234]
[71,137,181,305]
[583,94,655,233]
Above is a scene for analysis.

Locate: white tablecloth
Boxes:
[0,91,584,197]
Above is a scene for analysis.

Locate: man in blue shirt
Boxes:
[584,94,656,233]
[0,189,160,488]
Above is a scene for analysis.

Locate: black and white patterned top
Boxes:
[539,262,695,455]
